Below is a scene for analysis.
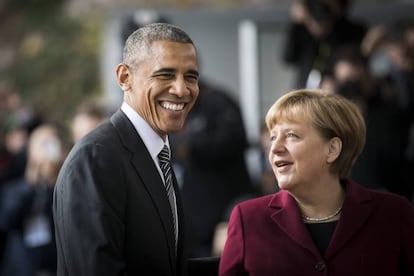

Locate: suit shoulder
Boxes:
[62,121,123,168]
[78,120,118,146]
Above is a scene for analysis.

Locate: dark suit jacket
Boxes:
[219,179,414,276]
[53,110,187,276]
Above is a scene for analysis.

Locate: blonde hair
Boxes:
[265,89,366,178]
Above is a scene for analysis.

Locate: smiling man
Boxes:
[53,23,199,276]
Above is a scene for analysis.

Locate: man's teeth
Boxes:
[161,102,185,111]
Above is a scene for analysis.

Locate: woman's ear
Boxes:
[115,63,131,91]
[326,137,342,164]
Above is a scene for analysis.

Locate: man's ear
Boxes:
[115,63,131,91]
[326,137,342,164]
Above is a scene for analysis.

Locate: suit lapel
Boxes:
[325,180,374,259]
[171,169,186,269]
[269,191,319,255]
[110,111,177,273]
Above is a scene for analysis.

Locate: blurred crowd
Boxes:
[283,0,414,201]
[0,84,106,275]
[0,0,413,274]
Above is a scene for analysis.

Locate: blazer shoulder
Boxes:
[237,193,276,212]
[348,179,413,212]
[369,189,413,210]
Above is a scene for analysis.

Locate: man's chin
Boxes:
[163,121,186,134]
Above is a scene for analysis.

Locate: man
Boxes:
[53,23,199,275]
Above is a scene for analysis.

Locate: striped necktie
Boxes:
[158,145,178,249]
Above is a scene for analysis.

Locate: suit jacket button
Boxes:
[314,262,326,272]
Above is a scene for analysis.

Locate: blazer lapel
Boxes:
[269,181,374,261]
[269,191,319,256]
[110,111,177,272]
[325,180,374,260]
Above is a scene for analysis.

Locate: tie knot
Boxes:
[158,145,171,163]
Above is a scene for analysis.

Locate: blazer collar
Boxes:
[268,191,318,255]
[325,179,374,259]
[110,110,180,274]
[268,179,374,258]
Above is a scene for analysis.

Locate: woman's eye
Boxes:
[270,135,277,141]
[286,132,298,138]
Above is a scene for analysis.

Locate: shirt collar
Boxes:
[120,102,169,161]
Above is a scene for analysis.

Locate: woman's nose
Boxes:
[270,138,285,154]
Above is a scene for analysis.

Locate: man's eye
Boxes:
[156,73,174,79]
[185,75,198,82]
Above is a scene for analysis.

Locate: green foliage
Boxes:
[2,5,102,126]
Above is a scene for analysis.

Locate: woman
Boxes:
[219,89,414,275]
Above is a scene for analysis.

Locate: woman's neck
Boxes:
[294,179,345,223]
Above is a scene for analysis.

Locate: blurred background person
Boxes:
[362,19,414,201]
[378,20,414,201]
[70,99,107,144]
[0,82,42,184]
[283,0,367,89]
[210,123,277,258]
[259,123,279,196]
[0,82,43,268]
[361,19,414,116]
[170,79,257,258]
[0,124,67,276]
[326,46,409,195]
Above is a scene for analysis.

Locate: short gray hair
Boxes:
[122,22,196,66]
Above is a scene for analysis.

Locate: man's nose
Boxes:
[170,76,189,97]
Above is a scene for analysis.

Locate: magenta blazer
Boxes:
[219,179,414,276]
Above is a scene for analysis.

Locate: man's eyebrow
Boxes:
[153,68,176,75]
[152,68,199,77]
